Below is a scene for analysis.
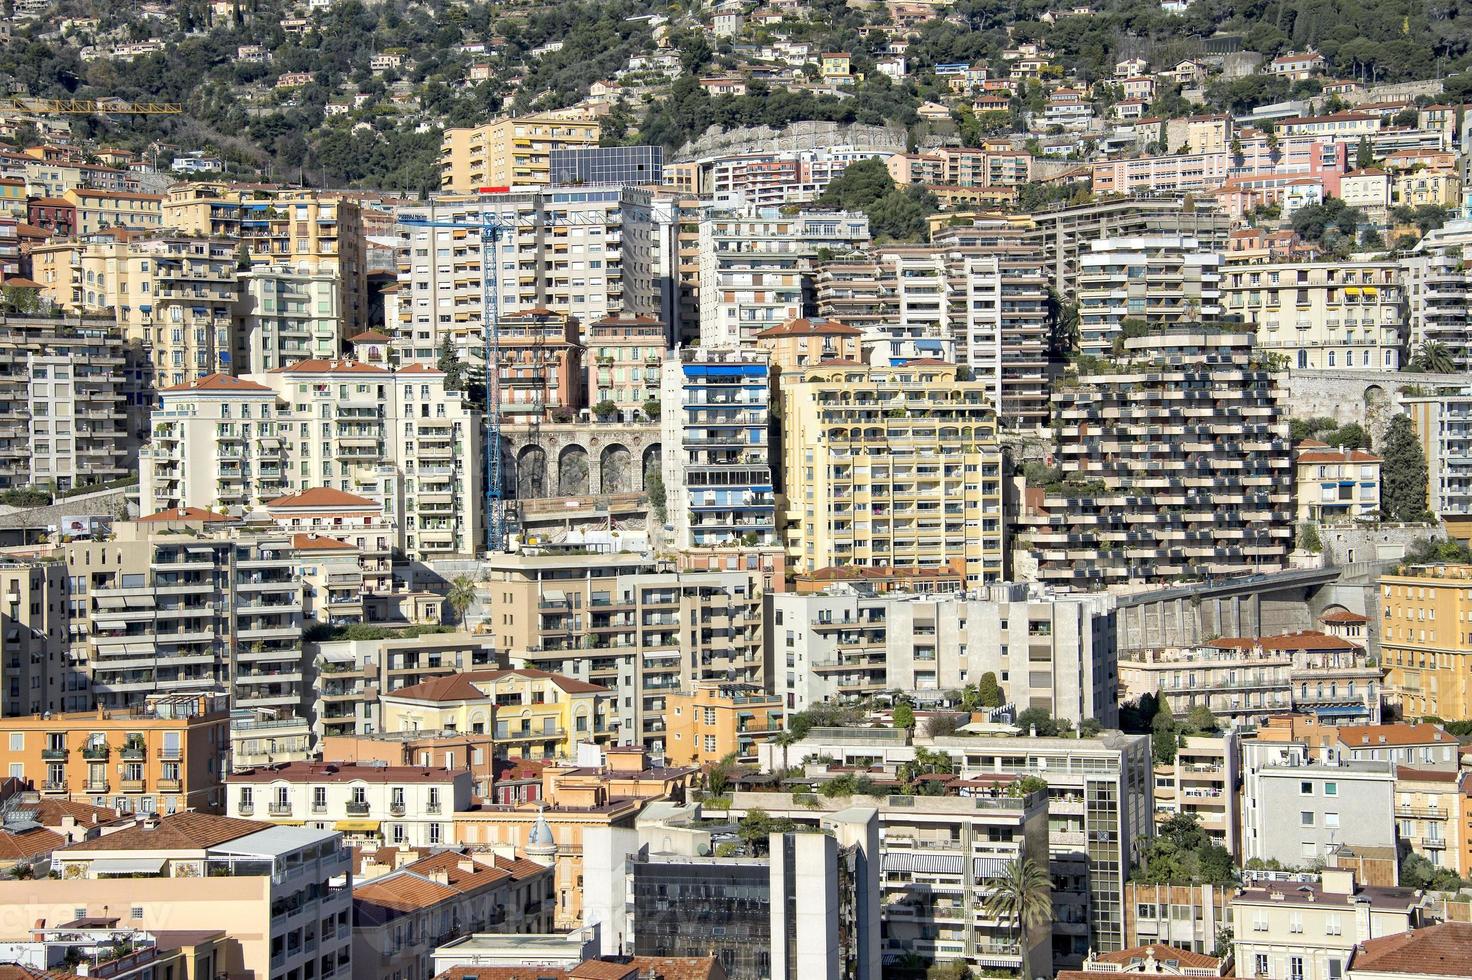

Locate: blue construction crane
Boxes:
[397,207,510,554]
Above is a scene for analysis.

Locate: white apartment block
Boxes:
[770,583,1118,725]
[1077,236,1223,357]
[1222,260,1405,370]
[1404,387,1472,525]
[235,266,344,373]
[1242,739,1396,867]
[697,207,870,349]
[1402,244,1472,369]
[229,762,473,849]
[140,359,480,559]
[393,187,663,358]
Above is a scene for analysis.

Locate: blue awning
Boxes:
[1312,705,1367,716]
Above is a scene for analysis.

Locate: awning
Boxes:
[89,857,167,875]
[882,851,963,874]
[334,820,381,833]
[1312,705,1366,716]
[269,819,306,826]
[541,589,566,602]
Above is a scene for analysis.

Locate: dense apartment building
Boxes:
[664,681,783,765]
[1125,882,1233,955]
[674,146,888,205]
[439,111,601,190]
[234,266,343,372]
[1076,235,1224,357]
[1,811,355,980]
[394,187,664,340]
[813,229,1051,427]
[715,790,1044,977]
[1404,387,1472,540]
[1119,631,1382,726]
[1402,237,1472,369]
[768,580,1118,724]
[770,727,1152,966]
[1242,737,1396,866]
[1378,563,1472,719]
[31,232,239,391]
[660,347,778,550]
[886,146,1032,188]
[1222,259,1406,370]
[0,310,130,490]
[482,547,764,753]
[1022,196,1230,297]
[1152,733,1242,856]
[62,188,164,233]
[1028,331,1294,588]
[0,693,229,814]
[0,557,69,716]
[1394,766,1470,875]
[377,668,616,761]
[478,307,583,418]
[696,207,870,349]
[585,313,666,413]
[64,517,310,749]
[139,359,480,560]
[777,361,1006,583]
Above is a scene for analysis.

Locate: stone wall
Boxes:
[497,421,661,500]
[1276,369,1463,443]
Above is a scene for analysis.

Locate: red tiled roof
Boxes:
[1090,945,1220,969]
[1349,921,1472,977]
[1320,609,1369,624]
[1297,449,1380,463]
[290,533,355,551]
[347,330,391,343]
[160,373,273,393]
[434,961,723,980]
[754,317,861,339]
[1337,723,1452,748]
[1207,630,1357,652]
[0,827,64,861]
[229,761,462,784]
[269,358,388,375]
[385,669,609,702]
[60,812,271,853]
[137,507,233,523]
[266,487,379,510]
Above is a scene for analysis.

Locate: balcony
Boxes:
[346,801,370,816]
[82,745,110,761]
[121,743,147,761]
[85,779,109,794]
[41,748,68,761]
[120,779,146,793]
[157,778,182,792]
[389,803,406,816]
[269,802,293,816]
[42,780,68,794]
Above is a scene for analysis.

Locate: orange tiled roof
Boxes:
[1320,609,1370,624]
[1297,449,1381,464]
[754,317,861,339]
[160,373,273,394]
[269,358,388,375]
[290,533,355,551]
[1349,921,1472,977]
[265,487,379,510]
[1337,723,1452,748]
[0,827,64,861]
[137,507,233,523]
[1207,630,1357,652]
[60,812,271,853]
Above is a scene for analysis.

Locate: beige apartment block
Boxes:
[440,112,600,191]
[778,361,1005,584]
[1151,733,1242,857]
[1221,259,1405,371]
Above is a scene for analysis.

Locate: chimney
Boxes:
[458,858,479,875]
[425,868,450,886]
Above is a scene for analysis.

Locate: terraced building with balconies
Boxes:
[1027,330,1294,588]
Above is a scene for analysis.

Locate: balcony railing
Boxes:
[346,801,370,816]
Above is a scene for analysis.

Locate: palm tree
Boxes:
[982,855,1053,951]
[773,729,799,774]
[1411,341,1456,374]
[446,575,479,624]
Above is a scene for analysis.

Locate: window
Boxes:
[1324,781,1337,796]
[1329,959,1343,979]
[1326,913,1342,936]
[1255,954,1268,977]
[1290,911,1304,934]
[1290,956,1305,980]
[1300,811,1315,827]
[429,823,442,844]
[1137,903,1158,919]
[313,787,327,810]
[1325,812,1340,829]
[1300,781,1314,795]
[130,906,144,920]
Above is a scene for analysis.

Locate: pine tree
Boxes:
[1381,414,1429,522]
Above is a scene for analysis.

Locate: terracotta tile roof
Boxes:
[1297,449,1381,464]
[59,812,271,853]
[0,277,43,289]
[269,358,388,375]
[395,363,445,374]
[347,330,391,343]
[265,487,379,510]
[290,533,355,551]
[160,373,274,394]
[22,798,118,827]
[1088,944,1221,970]
[138,506,233,523]
[355,850,530,923]
[0,827,64,861]
[567,964,636,980]
[1320,609,1369,624]
[0,966,57,980]
[1207,630,1357,652]
[754,316,861,339]
[1349,921,1472,976]
[493,853,552,879]
[386,669,609,702]
[229,761,462,784]
[1337,723,1452,748]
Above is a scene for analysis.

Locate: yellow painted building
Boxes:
[439,112,600,191]
[376,668,616,760]
[1380,564,1472,719]
[778,361,1006,585]
[62,188,165,234]
[665,682,784,766]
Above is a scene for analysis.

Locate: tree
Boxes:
[592,399,617,419]
[705,752,738,797]
[437,339,466,392]
[445,575,478,623]
[1325,422,1371,451]
[773,728,800,773]
[1410,341,1456,374]
[1381,414,1430,522]
[737,808,795,856]
[1185,704,1219,733]
[1079,717,1103,738]
[1152,711,1180,765]
[1297,521,1323,553]
[982,856,1053,947]
[925,713,966,738]
[1016,706,1058,736]
[644,465,667,523]
[893,701,916,730]
[1354,136,1374,170]
[976,671,1005,708]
